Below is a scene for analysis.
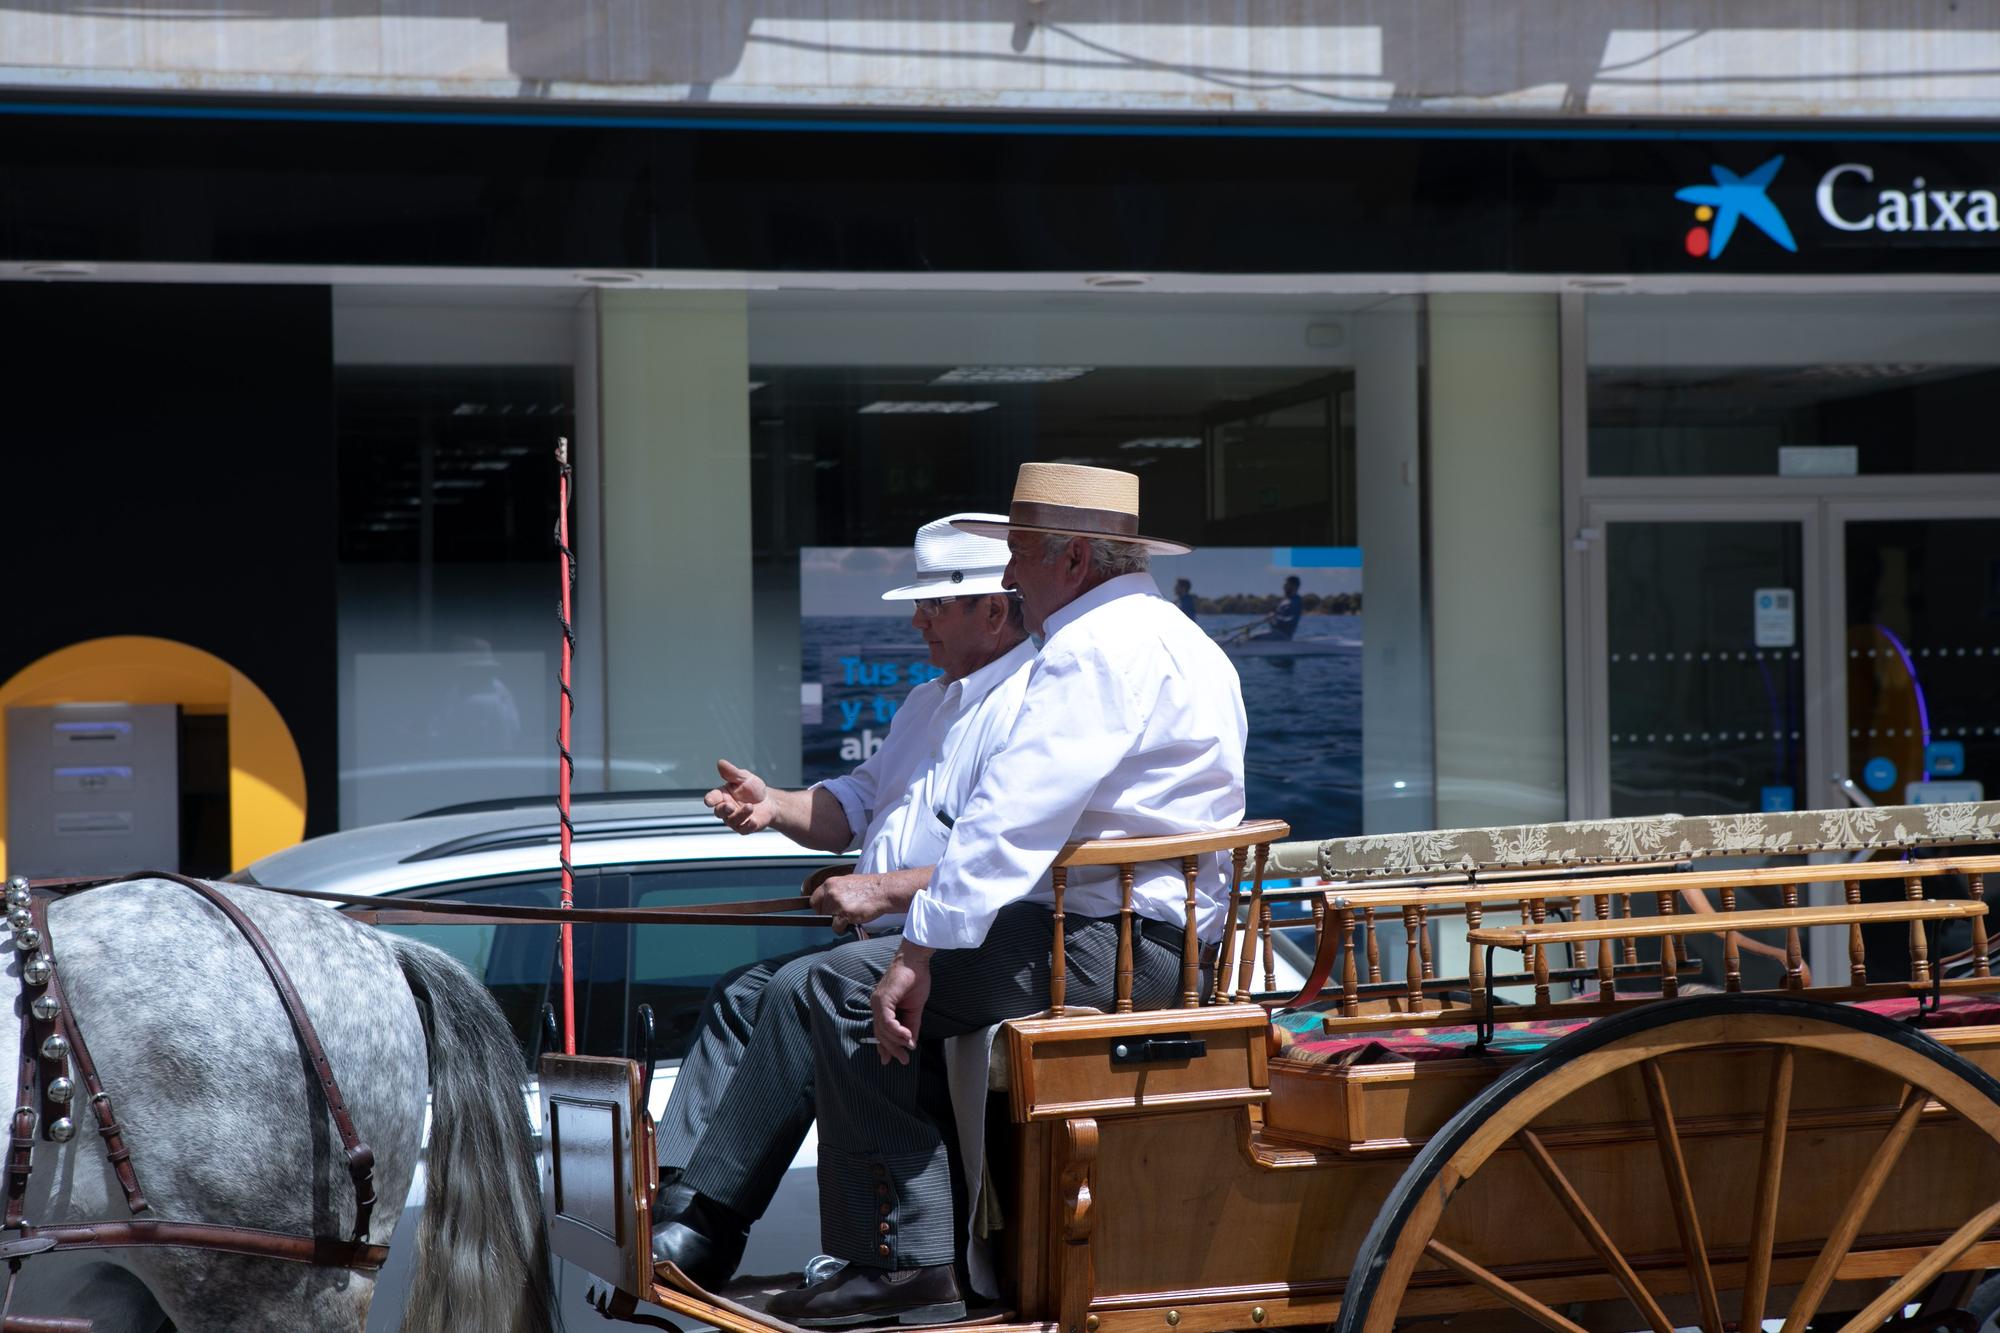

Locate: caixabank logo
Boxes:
[1674,155,1796,259]
[1675,152,2000,261]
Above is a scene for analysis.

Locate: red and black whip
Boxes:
[555,437,577,1055]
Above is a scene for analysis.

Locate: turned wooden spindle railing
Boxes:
[1976,873,1992,978]
[1208,853,2000,1044]
[1043,819,1289,1017]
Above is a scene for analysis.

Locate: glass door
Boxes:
[1582,504,1821,821]
[1830,507,2000,808]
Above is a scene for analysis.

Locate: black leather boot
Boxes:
[765,1262,965,1327]
[650,1184,751,1292]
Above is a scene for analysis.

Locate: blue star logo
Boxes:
[1675,155,1797,259]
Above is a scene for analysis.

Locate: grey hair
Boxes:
[1037,533,1151,576]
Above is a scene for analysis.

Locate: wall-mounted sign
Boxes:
[1753,588,1796,649]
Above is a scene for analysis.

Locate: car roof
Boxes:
[233,793,828,899]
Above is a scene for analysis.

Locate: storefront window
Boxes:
[332,291,581,826]
[1588,294,2000,477]
[744,292,1404,843]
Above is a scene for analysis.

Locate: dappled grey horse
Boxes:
[4,875,554,1333]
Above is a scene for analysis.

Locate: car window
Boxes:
[628,863,835,1061]
[376,878,563,1071]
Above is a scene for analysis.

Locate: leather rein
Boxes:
[0,870,835,1285]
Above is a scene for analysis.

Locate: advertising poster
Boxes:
[800,546,1361,843]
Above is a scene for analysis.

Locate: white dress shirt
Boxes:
[904,573,1248,951]
[816,638,1037,927]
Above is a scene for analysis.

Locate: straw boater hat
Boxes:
[879,513,1014,600]
[951,462,1192,555]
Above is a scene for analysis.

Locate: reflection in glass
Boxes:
[1846,518,2000,805]
[1606,522,1806,818]
[335,366,575,826]
[1590,364,2000,477]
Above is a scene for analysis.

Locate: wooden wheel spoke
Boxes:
[1832,1197,2000,1333]
[1421,1239,1589,1333]
[1779,1087,1928,1333]
[1639,1059,1726,1333]
[1516,1129,1675,1333]
[1739,1047,1794,1331]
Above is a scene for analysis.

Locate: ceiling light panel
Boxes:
[932,366,1093,385]
[1118,437,1203,450]
[857,401,998,415]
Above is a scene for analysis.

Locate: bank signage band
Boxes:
[1668,149,2000,264]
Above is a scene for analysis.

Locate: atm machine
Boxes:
[6,703,181,879]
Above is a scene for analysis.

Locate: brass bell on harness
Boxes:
[29,994,58,1022]
[12,929,40,954]
[6,908,31,933]
[45,1077,71,1104]
[38,1035,66,1063]
[46,1117,72,1144]
[21,957,50,987]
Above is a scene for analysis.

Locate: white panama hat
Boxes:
[879,513,1015,601]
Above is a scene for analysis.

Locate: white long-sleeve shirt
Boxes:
[904,573,1248,951]
[816,639,1037,927]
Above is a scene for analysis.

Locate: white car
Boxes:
[229,791,842,1331]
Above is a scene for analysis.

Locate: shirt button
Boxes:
[879,1203,891,1216]
[879,1221,891,1234]
[875,1184,890,1198]
[878,1243,892,1258]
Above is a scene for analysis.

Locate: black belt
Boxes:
[1138,917,1222,970]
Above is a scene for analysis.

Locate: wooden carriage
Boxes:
[543,800,2000,1332]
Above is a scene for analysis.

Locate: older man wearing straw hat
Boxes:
[769,463,1248,1327]
[651,513,1036,1290]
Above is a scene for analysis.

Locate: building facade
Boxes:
[5,6,2000,885]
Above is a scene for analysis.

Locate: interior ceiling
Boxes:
[1591,363,1983,411]
[748,364,1332,433]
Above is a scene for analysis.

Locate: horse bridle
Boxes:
[1,871,391,1311]
[0,866,836,1300]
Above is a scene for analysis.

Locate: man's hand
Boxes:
[704,759,773,833]
[810,868,926,935]
[871,945,934,1065]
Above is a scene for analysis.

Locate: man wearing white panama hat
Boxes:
[770,463,1247,1327]
[651,513,1036,1289]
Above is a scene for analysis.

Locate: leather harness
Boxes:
[4,873,389,1287]
[0,867,836,1294]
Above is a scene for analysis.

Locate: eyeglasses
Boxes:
[912,592,1021,616]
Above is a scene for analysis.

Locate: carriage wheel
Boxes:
[1336,995,2000,1333]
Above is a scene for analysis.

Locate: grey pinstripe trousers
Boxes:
[655,942,829,1192]
[806,903,1182,1271]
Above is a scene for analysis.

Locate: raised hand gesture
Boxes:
[704,759,773,834]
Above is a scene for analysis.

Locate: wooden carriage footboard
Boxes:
[540,1054,657,1301]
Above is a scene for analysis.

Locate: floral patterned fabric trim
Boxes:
[1265,801,2000,881]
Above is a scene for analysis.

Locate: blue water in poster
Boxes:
[799,611,1362,844]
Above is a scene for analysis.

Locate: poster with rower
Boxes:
[799,545,1361,843]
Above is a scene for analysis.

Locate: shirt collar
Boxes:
[1041,572,1161,644]
[948,636,1036,706]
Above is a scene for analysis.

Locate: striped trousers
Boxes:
[806,903,1182,1270]
[655,941,829,1209]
